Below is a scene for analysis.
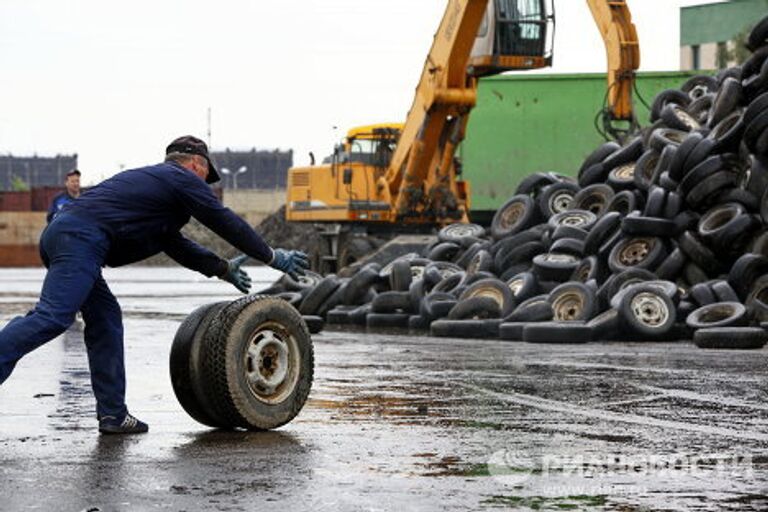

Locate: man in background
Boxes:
[47,169,82,223]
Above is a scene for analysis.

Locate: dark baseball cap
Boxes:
[165,135,220,184]
[66,169,81,177]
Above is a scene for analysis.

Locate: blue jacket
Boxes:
[62,162,274,277]
[47,192,77,223]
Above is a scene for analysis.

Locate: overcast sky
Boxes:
[0,0,717,184]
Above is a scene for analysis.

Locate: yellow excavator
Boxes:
[286,0,639,271]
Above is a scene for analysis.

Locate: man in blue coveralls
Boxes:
[46,168,82,223]
[0,135,309,434]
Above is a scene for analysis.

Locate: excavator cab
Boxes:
[469,0,555,76]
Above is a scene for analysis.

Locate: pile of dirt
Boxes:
[256,206,324,257]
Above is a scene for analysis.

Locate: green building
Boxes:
[462,71,699,217]
[680,0,768,70]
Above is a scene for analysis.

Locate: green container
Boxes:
[461,71,703,215]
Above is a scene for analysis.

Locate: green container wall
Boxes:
[461,71,701,213]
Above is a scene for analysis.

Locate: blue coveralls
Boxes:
[46,191,77,223]
[0,162,274,419]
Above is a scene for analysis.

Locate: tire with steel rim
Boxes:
[618,284,675,339]
[201,295,314,430]
[170,301,231,428]
[439,223,485,243]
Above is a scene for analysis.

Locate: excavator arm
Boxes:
[380,0,489,221]
[587,0,640,125]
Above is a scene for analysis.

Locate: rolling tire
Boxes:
[201,296,314,430]
[170,301,231,428]
[694,327,768,350]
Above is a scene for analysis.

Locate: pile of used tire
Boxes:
[262,18,768,349]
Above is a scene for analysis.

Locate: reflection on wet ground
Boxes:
[1,268,768,511]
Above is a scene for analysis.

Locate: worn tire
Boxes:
[299,276,340,315]
[686,302,748,329]
[201,296,314,430]
[617,284,676,339]
[548,281,597,322]
[608,236,667,274]
[522,322,592,344]
[170,301,231,428]
[694,327,768,350]
[505,295,553,323]
[491,195,538,240]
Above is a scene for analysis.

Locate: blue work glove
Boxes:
[220,254,252,293]
[270,249,310,281]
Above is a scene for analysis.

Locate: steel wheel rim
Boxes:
[500,203,525,229]
[619,239,652,265]
[631,292,669,327]
[549,191,574,214]
[447,224,478,238]
[559,212,592,227]
[508,278,524,295]
[471,288,504,308]
[552,291,584,321]
[613,163,635,181]
[244,322,300,404]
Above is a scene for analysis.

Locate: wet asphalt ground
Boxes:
[1,267,768,511]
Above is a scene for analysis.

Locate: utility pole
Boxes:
[207,107,212,148]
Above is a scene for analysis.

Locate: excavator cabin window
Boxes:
[496,0,548,57]
[469,0,553,76]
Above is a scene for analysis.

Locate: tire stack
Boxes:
[260,16,768,350]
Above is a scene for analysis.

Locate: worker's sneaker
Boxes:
[98,413,149,435]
